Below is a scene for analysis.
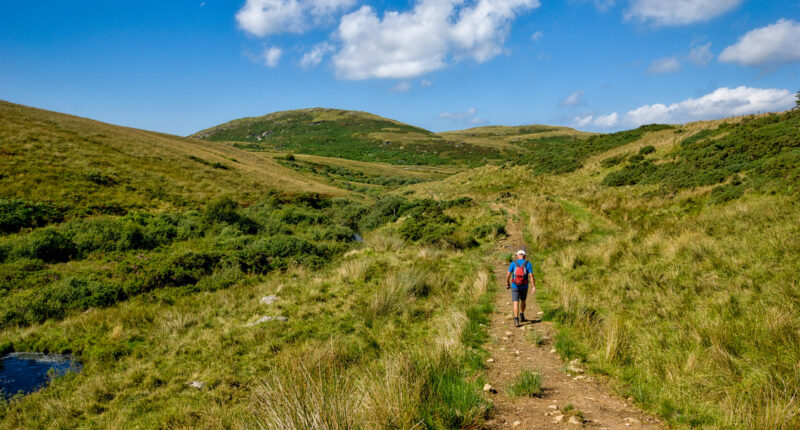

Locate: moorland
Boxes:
[0,100,798,429]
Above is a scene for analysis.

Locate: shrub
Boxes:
[638,145,656,155]
[0,199,64,233]
[473,222,507,238]
[12,227,76,262]
[204,196,240,225]
[601,153,628,168]
[709,184,744,204]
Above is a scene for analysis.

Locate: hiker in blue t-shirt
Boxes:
[506,250,536,327]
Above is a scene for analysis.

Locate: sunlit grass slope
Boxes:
[192,107,506,166]
[0,101,345,217]
[0,101,510,428]
[412,110,800,429]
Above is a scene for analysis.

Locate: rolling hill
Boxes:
[0,101,348,217]
[192,108,509,166]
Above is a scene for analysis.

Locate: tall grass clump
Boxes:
[508,369,543,397]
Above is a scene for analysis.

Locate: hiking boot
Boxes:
[514,317,520,327]
[519,313,526,322]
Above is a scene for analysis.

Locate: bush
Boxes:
[709,184,744,204]
[12,227,76,262]
[473,223,506,238]
[639,145,656,155]
[204,196,240,225]
[0,199,64,233]
[601,153,628,168]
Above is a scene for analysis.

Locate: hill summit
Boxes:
[192,108,506,166]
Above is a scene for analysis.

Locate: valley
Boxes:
[1,101,798,429]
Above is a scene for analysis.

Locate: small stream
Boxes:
[0,353,82,399]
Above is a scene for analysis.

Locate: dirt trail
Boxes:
[483,216,662,430]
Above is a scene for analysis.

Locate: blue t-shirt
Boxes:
[508,259,533,289]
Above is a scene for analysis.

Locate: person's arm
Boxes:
[528,263,536,293]
[505,270,511,289]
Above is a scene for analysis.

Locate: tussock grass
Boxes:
[508,369,543,397]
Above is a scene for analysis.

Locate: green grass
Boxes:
[508,369,543,397]
[415,110,800,429]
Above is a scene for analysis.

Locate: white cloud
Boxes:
[332,0,540,80]
[687,42,713,66]
[574,115,594,128]
[300,42,334,68]
[585,86,794,129]
[263,46,283,67]
[559,90,585,107]
[531,31,543,41]
[646,57,681,74]
[719,19,800,66]
[236,0,356,36]
[421,79,433,87]
[390,81,412,92]
[625,0,742,26]
[594,112,619,127]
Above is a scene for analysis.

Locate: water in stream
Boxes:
[0,352,81,399]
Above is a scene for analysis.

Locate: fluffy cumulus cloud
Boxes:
[646,57,681,74]
[625,0,742,26]
[236,0,356,36]
[576,86,794,129]
[332,0,539,80]
[719,19,800,66]
[559,90,585,107]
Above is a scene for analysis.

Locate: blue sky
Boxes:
[1,0,798,135]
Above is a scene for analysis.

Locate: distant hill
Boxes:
[0,101,346,218]
[192,108,506,166]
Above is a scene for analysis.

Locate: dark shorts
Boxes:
[511,287,528,302]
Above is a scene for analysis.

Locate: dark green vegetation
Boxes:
[276,155,425,193]
[194,108,503,166]
[515,124,673,174]
[0,194,482,328]
[603,110,800,195]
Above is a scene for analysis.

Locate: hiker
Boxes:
[506,250,535,327]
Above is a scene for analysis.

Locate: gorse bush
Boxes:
[0,199,64,233]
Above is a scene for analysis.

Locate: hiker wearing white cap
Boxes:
[506,249,535,327]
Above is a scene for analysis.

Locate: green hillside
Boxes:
[2,102,799,429]
[192,108,506,166]
[412,109,800,428]
[0,101,347,218]
[0,103,503,428]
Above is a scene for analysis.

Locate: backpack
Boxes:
[513,261,528,286]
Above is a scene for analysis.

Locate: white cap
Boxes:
[516,250,526,256]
